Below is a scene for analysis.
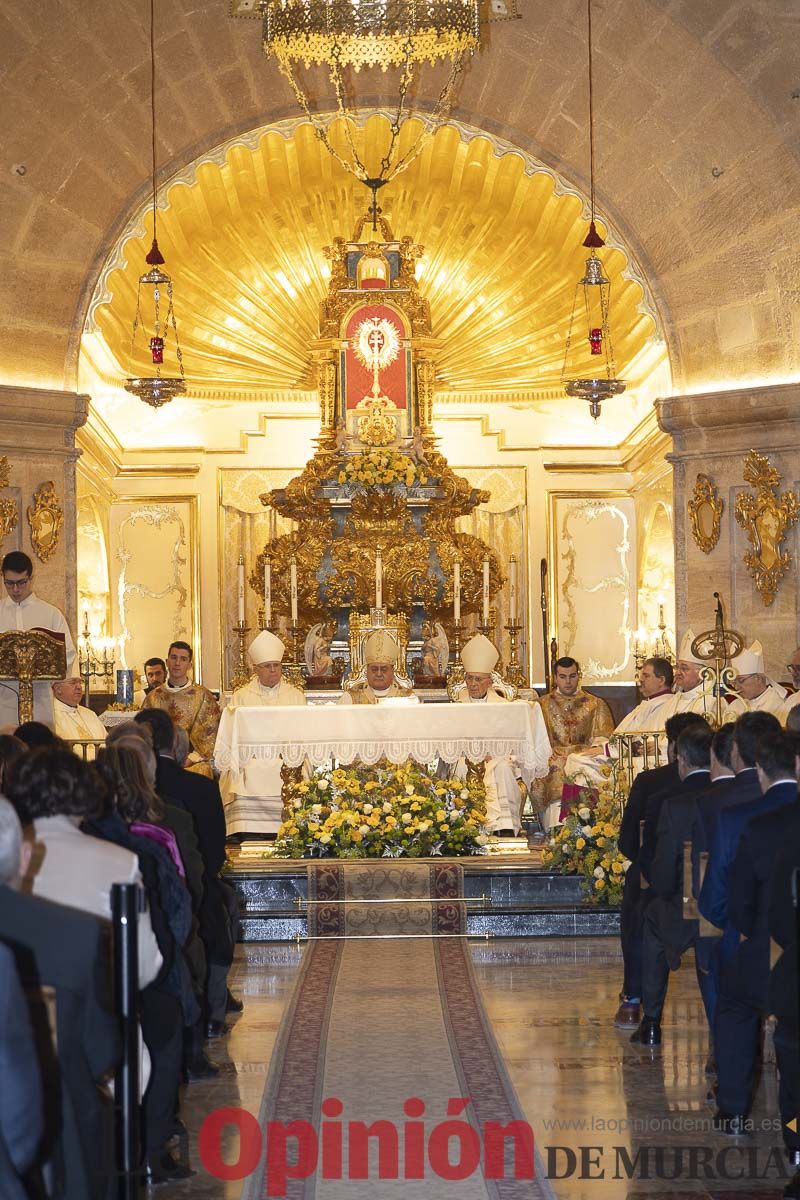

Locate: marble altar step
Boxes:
[226,859,621,942]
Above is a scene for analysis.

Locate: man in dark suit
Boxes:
[768,821,800,1179]
[614,712,709,1028]
[630,722,712,1046]
[712,732,800,1133]
[0,798,119,1200]
[0,941,43,1200]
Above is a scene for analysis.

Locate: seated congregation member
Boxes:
[218,630,306,838]
[532,656,614,830]
[712,731,800,1134]
[564,656,677,789]
[338,630,414,704]
[134,656,168,708]
[724,640,787,722]
[135,708,234,1046]
[0,732,25,792]
[630,722,713,1047]
[0,550,77,729]
[141,641,221,776]
[613,712,709,1029]
[0,797,119,1200]
[768,819,800,1180]
[14,721,60,749]
[0,941,43,1200]
[453,634,531,837]
[11,746,163,990]
[89,745,195,1183]
[51,675,107,749]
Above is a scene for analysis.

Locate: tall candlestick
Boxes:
[375,546,383,610]
[237,556,245,624]
[290,556,298,623]
[264,558,272,629]
[509,555,518,623]
[453,559,461,623]
[482,558,490,625]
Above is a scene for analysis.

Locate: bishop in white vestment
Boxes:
[723,640,787,723]
[455,634,530,836]
[0,555,76,729]
[219,630,306,837]
[52,677,107,754]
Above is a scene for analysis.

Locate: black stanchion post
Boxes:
[112,882,141,1200]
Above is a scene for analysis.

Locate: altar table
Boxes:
[213,701,552,776]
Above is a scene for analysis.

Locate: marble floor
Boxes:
[161,938,795,1199]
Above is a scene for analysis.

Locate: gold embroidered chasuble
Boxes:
[141,681,222,775]
[338,681,412,705]
[530,688,614,814]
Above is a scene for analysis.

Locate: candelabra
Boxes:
[477,607,498,641]
[230,620,251,691]
[632,604,674,681]
[503,619,527,688]
[447,620,465,688]
[284,622,306,691]
[77,611,116,707]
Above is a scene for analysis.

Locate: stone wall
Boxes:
[657,383,800,680]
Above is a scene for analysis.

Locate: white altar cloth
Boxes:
[213,701,552,775]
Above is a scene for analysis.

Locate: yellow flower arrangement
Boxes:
[274,761,488,859]
[541,782,629,906]
[335,449,431,491]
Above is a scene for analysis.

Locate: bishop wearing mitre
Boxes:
[530,656,614,829]
[338,630,414,704]
[723,639,787,722]
[455,633,528,836]
[219,630,306,837]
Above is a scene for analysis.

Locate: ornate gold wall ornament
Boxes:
[734,450,800,607]
[0,457,18,548]
[27,481,63,563]
[688,474,723,554]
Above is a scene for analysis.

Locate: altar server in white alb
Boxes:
[51,676,107,753]
[218,630,306,837]
[456,634,534,836]
[0,551,76,729]
[723,639,786,722]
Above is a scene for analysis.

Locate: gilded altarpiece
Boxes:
[109,499,199,680]
[550,494,636,684]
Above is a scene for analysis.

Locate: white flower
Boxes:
[593,866,605,878]
[449,810,459,821]
[582,824,593,836]
[622,860,631,872]
[311,803,323,815]
[476,833,489,846]
[549,837,556,846]
[418,820,431,832]
[318,779,329,791]
[382,801,392,814]
[319,833,331,844]
[578,806,591,821]
[363,802,373,814]
[293,799,302,809]
[358,824,370,835]
[405,784,415,795]
[460,790,469,800]
[401,812,412,824]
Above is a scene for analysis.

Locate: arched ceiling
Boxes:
[83,114,664,405]
[1,0,799,396]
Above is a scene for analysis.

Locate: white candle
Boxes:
[237,556,245,624]
[375,547,383,609]
[482,558,490,625]
[509,555,518,623]
[264,558,272,629]
[290,556,298,624]
[453,559,461,623]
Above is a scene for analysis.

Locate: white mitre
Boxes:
[462,634,499,675]
[676,629,705,666]
[363,630,399,666]
[732,640,765,677]
[248,630,285,664]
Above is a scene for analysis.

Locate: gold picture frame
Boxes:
[27,481,63,563]
[688,473,723,554]
[734,450,800,607]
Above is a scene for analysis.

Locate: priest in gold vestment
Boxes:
[531,657,614,829]
[338,630,415,705]
[218,630,306,837]
[141,640,221,776]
